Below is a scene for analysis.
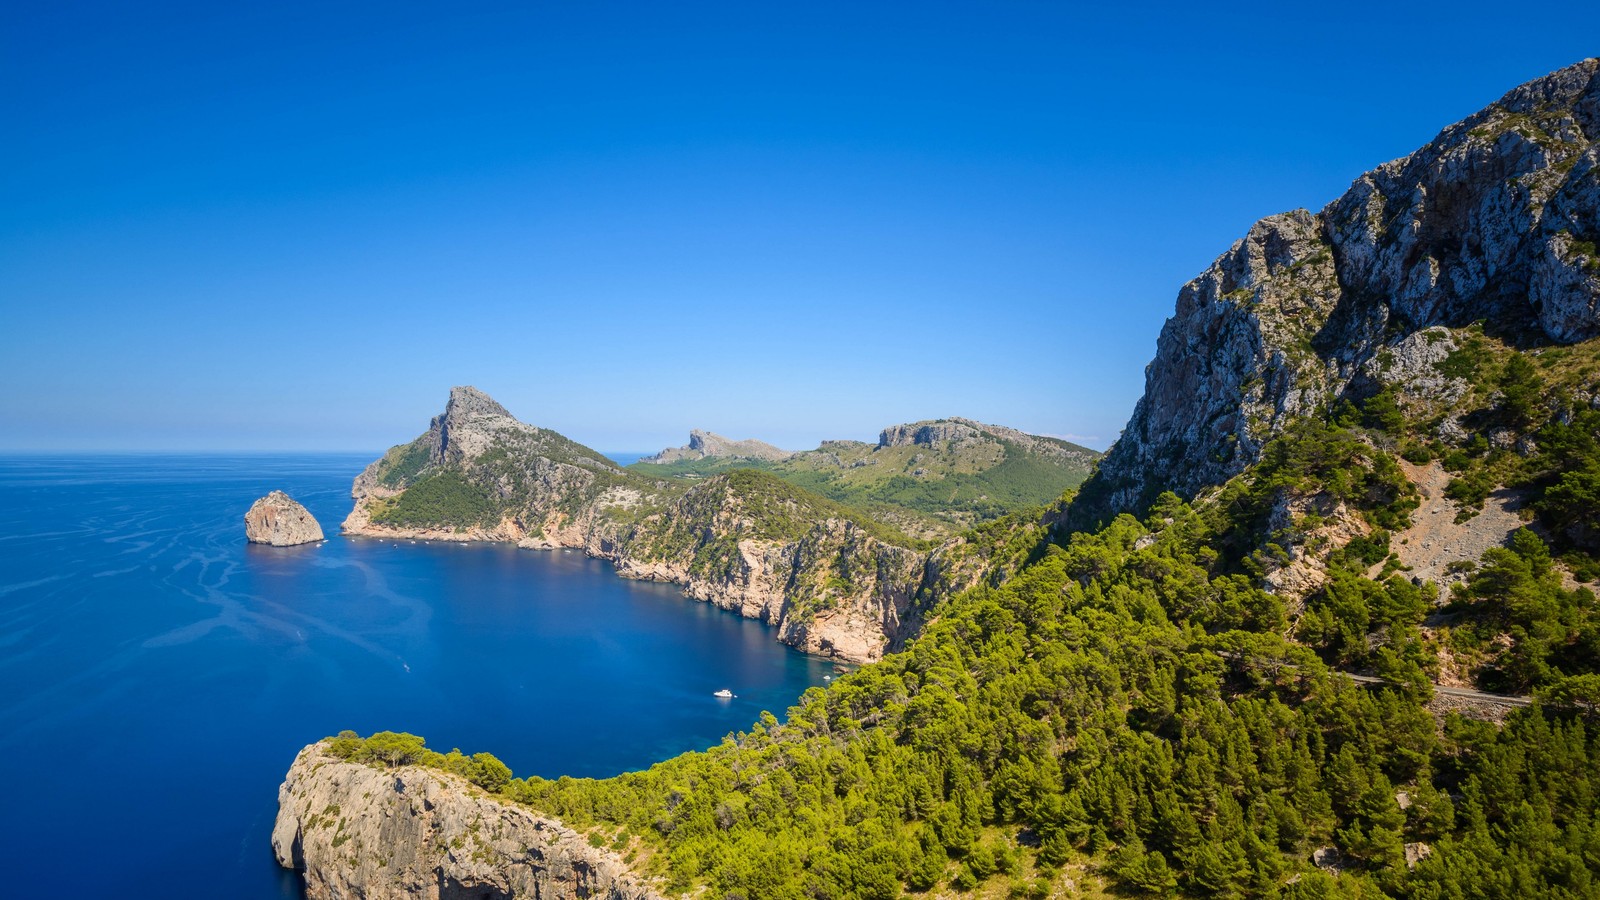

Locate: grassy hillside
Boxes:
[629,425,1100,537]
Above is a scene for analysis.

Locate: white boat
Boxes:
[713,689,735,698]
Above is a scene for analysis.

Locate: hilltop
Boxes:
[633,417,1100,538]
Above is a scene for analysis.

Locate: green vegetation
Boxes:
[329,328,1600,898]
[375,438,433,489]
[1443,528,1600,694]
[629,430,1100,536]
[370,471,503,528]
[792,440,1093,526]
[625,456,778,480]
[1560,229,1600,274]
[338,348,1600,898]
[626,468,931,568]
[338,489,1600,897]
[720,469,896,543]
[327,730,512,792]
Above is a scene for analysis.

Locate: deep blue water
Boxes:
[0,455,832,897]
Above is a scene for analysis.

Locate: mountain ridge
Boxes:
[341,387,1048,662]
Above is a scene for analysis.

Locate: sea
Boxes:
[0,454,835,897]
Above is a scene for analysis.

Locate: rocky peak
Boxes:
[638,429,792,464]
[430,385,532,465]
[1088,58,1600,516]
[445,384,513,422]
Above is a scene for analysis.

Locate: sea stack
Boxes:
[245,490,324,546]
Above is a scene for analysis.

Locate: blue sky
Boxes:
[3,2,1597,454]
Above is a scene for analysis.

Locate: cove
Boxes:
[0,454,833,899]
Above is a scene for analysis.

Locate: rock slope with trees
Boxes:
[287,59,1600,900]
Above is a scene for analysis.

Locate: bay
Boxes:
[0,454,831,897]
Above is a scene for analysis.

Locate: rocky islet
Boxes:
[244,490,324,546]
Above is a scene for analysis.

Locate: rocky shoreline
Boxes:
[342,506,957,664]
[274,743,663,900]
[336,387,1023,664]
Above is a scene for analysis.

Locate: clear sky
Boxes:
[3,2,1596,454]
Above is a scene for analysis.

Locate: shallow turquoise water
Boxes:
[0,455,831,897]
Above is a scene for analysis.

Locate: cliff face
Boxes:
[1091,58,1600,515]
[342,388,1022,662]
[245,490,324,546]
[273,743,662,900]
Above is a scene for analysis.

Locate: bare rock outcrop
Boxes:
[273,743,663,900]
[879,420,984,448]
[245,490,324,546]
[1089,58,1600,516]
[637,429,793,464]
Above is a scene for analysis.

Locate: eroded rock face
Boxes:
[1092,58,1600,515]
[878,420,983,448]
[245,491,324,546]
[274,743,662,900]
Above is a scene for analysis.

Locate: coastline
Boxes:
[341,507,927,665]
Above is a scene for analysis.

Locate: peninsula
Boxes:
[342,387,1096,661]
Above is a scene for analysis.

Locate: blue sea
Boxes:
[0,454,833,897]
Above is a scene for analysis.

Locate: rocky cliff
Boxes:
[637,429,793,463]
[245,490,324,546]
[342,388,1027,662]
[1087,58,1600,516]
[274,743,662,900]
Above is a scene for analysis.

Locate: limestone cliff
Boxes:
[273,743,662,900]
[245,490,324,546]
[342,388,1025,662]
[637,429,793,463]
[1087,58,1600,516]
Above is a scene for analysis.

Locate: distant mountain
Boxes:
[631,417,1100,538]
[636,429,793,464]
